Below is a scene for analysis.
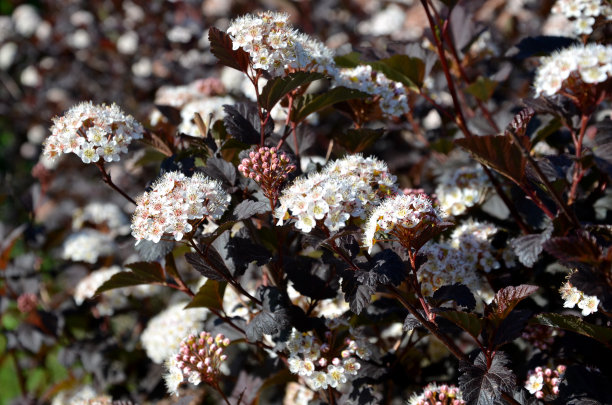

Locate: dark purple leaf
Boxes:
[185,249,231,282]
[233,200,269,220]
[432,283,477,310]
[222,103,265,145]
[491,284,539,320]
[508,36,578,60]
[455,134,528,185]
[543,232,602,266]
[96,262,166,294]
[511,229,552,268]
[459,352,516,405]
[208,27,250,72]
[200,156,237,187]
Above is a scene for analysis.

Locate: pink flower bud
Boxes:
[318,358,327,367]
[332,357,340,366]
[553,386,559,395]
[197,361,204,369]
[223,338,230,346]
[215,348,223,356]
[220,354,227,361]
[249,151,256,158]
[206,366,214,374]
[204,357,212,366]
[536,391,544,399]
[439,393,445,400]
[198,349,206,356]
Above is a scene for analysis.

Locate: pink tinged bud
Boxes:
[318,358,327,367]
[207,337,214,345]
[553,386,559,394]
[177,361,185,368]
[198,348,206,356]
[558,365,566,373]
[197,361,204,369]
[204,357,212,366]
[241,159,250,166]
[271,164,277,171]
[255,175,261,182]
[545,368,552,376]
[210,344,217,352]
[198,338,205,346]
[332,357,340,366]
[436,402,442,405]
[263,169,270,175]
[535,367,543,373]
[238,165,245,172]
[341,350,350,358]
[190,356,197,363]
[252,164,259,171]
[424,390,432,398]
[249,172,257,179]
[536,391,544,399]
[249,151,256,158]
[223,338,230,346]
[270,147,276,153]
[254,153,260,160]
[206,366,214,374]
[215,348,223,356]
[551,378,559,385]
[439,393,445,400]
[183,366,191,374]
[182,354,190,362]
[258,148,265,154]
[220,354,227,361]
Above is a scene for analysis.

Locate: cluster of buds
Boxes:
[521,324,560,351]
[17,293,38,313]
[559,280,600,316]
[164,331,230,396]
[525,365,566,398]
[238,147,296,201]
[408,383,465,405]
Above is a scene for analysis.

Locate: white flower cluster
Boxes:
[275,155,398,234]
[283,382,315,405]
[72,202,130,235]
[333,65,410,117]
[227,11,336,77]
[51,386,112,405]
[43,101,144,165]
[525,365,565,398]
[559,281,600,315]
[62,229,115,263]
[226,12,410,117]
[534,43,612,97]
[131,171,230,244]
[417,221,510,299]
[407,382,465,405]
[283,322,369,391]
[551,0,612,36]
[363,193,444,253]
[178,96,235,137]
[141,302,209,364]
[435,166,491,216]
[73,266,160,316]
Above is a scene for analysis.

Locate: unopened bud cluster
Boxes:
[521,324,560,351]
[238,147,296,200]
[408,383,465,405]
[164,331,230,396]
[363,193,445,253]
[43,101,144,164]
[560,280,599,316]
[131,171,230,244]
[284,323,369,391]
[525,365,566,398]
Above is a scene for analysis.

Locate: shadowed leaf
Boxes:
[438,311,483,339]
[336,128,384,153]
[533,313,612,348]
[368,54,426,90]
[291,87,369,123]
[233,200,269,220]
[432,284,476,311]
[466,76,497,102]
[260,71,325,111]
[185,279,227,310]
[456,134,528,185]
[96,262,166,294]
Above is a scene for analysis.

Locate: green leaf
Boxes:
[208,27,251,73]
[368,55,426,91]
[465,76,498,102]
[260,71,325,111]
[185,279,227,311]
[533,313,612,349]
[95,262,166,294]
[438,311,483,339]
[455,134,528,185]
[334,52,362,68]
[291,87,369,123]
[335,128,384,153]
